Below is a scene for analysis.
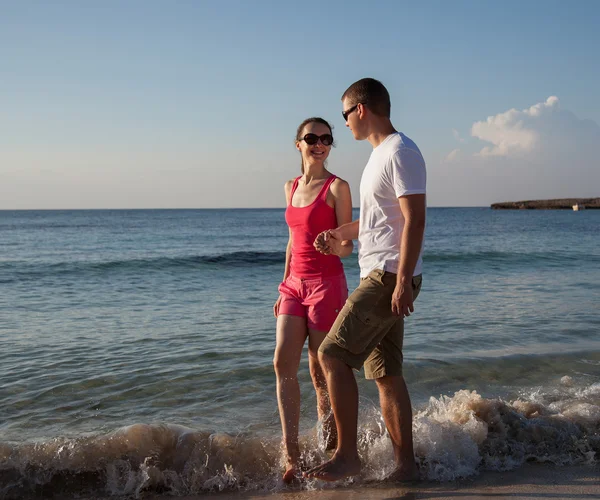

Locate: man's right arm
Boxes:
[334,219,359,241]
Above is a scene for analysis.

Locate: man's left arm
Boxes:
[391,194,426,317]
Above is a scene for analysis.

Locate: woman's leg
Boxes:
[273,314,308,482]
[308,329,337,450]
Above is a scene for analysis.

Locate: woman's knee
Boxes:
[307,356,323,382]
[311,351,333,383]
[273,351,299,378]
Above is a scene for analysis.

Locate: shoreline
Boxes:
[142,463,600,500]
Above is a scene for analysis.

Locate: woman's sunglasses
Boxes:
[301,133,334,146]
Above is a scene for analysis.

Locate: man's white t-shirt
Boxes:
[358,132,427,278]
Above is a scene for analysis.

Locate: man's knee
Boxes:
[375,374,405,393]
[317,350,338,373]
[319,349,353,375]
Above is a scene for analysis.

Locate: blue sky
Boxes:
[1,1,599,208]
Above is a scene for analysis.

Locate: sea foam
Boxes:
[1,379,598,498]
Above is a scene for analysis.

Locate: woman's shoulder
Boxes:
[329,176,350,195]
[284,178,299,203]
[284,177,299,193]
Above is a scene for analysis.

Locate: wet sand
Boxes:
[174,464,599,500]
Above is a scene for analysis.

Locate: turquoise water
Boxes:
[1,208,599,498]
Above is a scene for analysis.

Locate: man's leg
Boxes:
[306,269,400,481]
[368,274,422,481]
[375,374,418,480]
[304,351,361,481]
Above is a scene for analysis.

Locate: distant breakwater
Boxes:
[491,198,600,209]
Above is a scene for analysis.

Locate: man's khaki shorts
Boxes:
[319,269,422,380]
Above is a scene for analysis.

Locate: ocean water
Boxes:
[1,208,599,498]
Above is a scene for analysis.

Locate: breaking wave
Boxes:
[2,380,598,499]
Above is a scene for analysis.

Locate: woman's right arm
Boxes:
[281,180,293,281]
[274,181,294,317]
[282,226,292,282]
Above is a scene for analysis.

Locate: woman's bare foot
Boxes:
[281,441,302,484]
[304,453,361,482]
[282,460,300,484]
[282,454,309,484]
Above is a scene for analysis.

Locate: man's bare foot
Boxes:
[303,453,361,482]
[384,463,420,483]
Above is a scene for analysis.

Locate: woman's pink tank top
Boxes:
[285,175,344,279]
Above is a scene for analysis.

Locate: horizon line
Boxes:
[0,206,491,211]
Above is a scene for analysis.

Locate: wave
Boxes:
[1,381,598,499]
[0,223,107,231]
[2,248,597,284]
[0,251,285,283]
[423,249,600,267]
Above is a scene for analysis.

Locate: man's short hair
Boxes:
[342,78,391,118]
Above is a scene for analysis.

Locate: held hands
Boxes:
[314,230,332,255]
[313,229,344,256]
[391,281,414,317]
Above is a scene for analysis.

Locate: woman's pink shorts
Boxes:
[277,274,348,333]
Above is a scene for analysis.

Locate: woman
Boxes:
[273,117,353,483]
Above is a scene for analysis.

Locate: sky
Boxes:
[1,0,599,209]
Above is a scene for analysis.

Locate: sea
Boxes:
[1,208,599,499]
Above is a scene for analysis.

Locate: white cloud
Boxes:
[431,96,600,205]
[471,96,561,156]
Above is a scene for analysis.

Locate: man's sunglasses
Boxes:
[342,103,360,122]
[301,133,334,146]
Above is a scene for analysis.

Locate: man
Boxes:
[306,78,426,482]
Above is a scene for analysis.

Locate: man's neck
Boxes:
[366,121,397,148]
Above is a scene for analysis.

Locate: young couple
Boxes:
[273,78,427,484]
